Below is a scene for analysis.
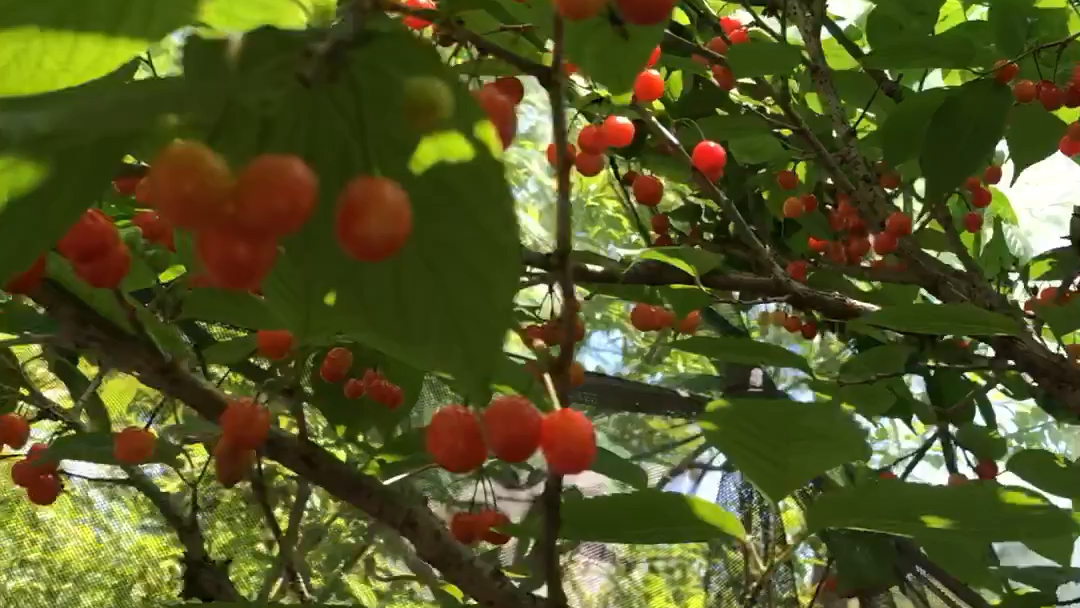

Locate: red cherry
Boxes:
[256,329,294,360]
[675,310,700,334]
[402,0,436,29]
[219,398,271,450]
[1013,79,1037,103]
[993,59,1019,85]
[577,125,606,155]
[539,408,596,475]
[552,0,606,20]
[113,427,156,464]
[343,378,365,399]
[450,512,481,544]
[57,209,119,263]
[872,231,898,255]
[633,69,665,102]
[947,473,969,486]
[0,414,30,449]
[711,65,735,91]
[650,214,670,233]
[963,211,983,233]
[146,141,234,231]
[974,459,999,480]
[691,140,727,177]
[653,234,673,246]
[884,211,912,236]
[335,176,413,263]
[230,154,318,238]
[776,170,798,190]
[472,85,517,150]
[319,347,353,383]
[706,36,728,57]
[787,259,808,282]
[26,443,57,474]
[846,236,871,259]
[426,405,487,473]
[807,236,828,253]
[3,255,46,295]
[613,0,676,25]
[645,46,661,69]
[983,164,1003,185]
[971,186,992,208]
[574,152,606,177]
[73,243,131,290]
[601,115,635,148]
[26,473,61,506]
[719,16,741,33]
[801,194,818,213]
[547,142,577,169]
[632,175,664,206]
[782,197,803,219]
[112,175,142,197]
[491,76,525,105]
[1065,85,1080,108]
[1061,135,1080,157]
[195,229,277,291]
[1068,122,1080,141]
[482,395,542,463]
[1039,80,1063,111]
[800,320,818,340]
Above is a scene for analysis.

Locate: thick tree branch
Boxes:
[32,280,543,608]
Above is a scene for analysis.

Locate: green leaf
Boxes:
[1006,104,1067,179]
[837,382,898,417]
[672,336,812,373]
[989,0,1036,56]
[879,88,950,167]
[201,335,257,365]
[725,42,802,78]
[188,26,520,396]
[826,531,902,596]
[922,535,1000,588]
[696,114,773,141]
[727,135,788,164]
[851,303,1023,336]
[1007,449,1080,501]
[920,79,1014,203]
[838,344,915,383]
[180,289,281,330]
[553,489,746,544]
[43,431,182,467]
[700,397,871,502]
[563,15,665,94]
[994,565,1080,592]
[199,0,332,30]
[954,423,1008,461]
[633,246,722,278]
[591,447,648,489]
[863,35,978,70]
[1032,297,1080,336]
[806,481,1078,547]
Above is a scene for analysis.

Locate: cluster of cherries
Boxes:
[214,397,271,488]
[1,414,62,505]
[690,17,753,91]
[519,315,589,387]
[449,508,512,546]
[992,60,1080,158]
[425,395,596,477]
[756,309,818,340]
[318,347,405,409]
[629,305,701,334]
[877,458,998,484]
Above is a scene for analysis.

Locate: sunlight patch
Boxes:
[919,515,954,530]
[323,290,337,307]
[0,155,49,203]
[997,489,1044,506]
[408,130,476,175]
[472,120,504,159]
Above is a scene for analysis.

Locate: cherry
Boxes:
[1069,122,1080,141]
[612,0,675,24]
[26,473,61,506]
[547,142,577,170]
[553,0,606,20]
[878,169,901,190]
[476,509,512,545]
[632,174,664,207]
[361,368,384,391]
[601,115,635,148]
[368,379,404,408]
[343,378,365,399]
[621,169,639,185]
[132,210,174,250]
[807,236,828,253]
[0,413,30,449]
[947,473,968,486]
[213,436,254,488]
[113,427,156,464]
[719,16,741,33]
[645,46,661,69]
[776,170,798,190]
[73,243,131,290]
[800,320,818,340]
[650,214,670,234]
[472,85,517,150]
[541,315,585,345]
[787,259,808,282]
[1013,79,1037,103]
[846,237,870,261]
[3,254,46,295]
[983,164,1003,185]
[482,395,542,463]
[884,211,912,236]
[630,303,662,331]
[1060,135,1080,157]
[801,194,818,213]
[691,140,727,177]
[10,460,39,488]
[57,209,119,263]
[426,404,487,473]
[230,154,318,238]
[195,229,278,291]
[675,310,700,334]
[782,196,803,218]
[112,175,142,196]
[539,408,596,475]
[706,36,728,57]
[878,470,897,480]
[993,59,1019,85]
[654,234,673,246]
[826,241,847,264]
[1039,80,1063,111]
[974,459,999,480]
[633,69,665,102]
[335,175,413,263]
[962,211,983,233]
[711,65,735,91]
[963,176,981,192]
[728,28,749,44]
[402,0,436,29]
[491,76,525,105]
[256,329,294,361]
[577,125,606,155]
[450,512,481,544]
[1066,85,1080,108]
[971,186,991,208]
[219,397,270,450]
[320,347,354,383]
[575,152,606,177]
[872,231,898,255]
[844,214,866,233]
[26,443,57,474]
[783,314,802,333]
[146,140,234,231]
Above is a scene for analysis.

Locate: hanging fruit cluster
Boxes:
[318,347,405,409]
[214,397,270,488]
[449,508,511,546]
[630,304,700,334]
[56,208,132,289]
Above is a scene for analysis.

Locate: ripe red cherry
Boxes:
[540,408,596,475]
[691,140,727,177]
[368,379,404,409]
[800,320,818,339]
[195,229,278,291]
[402,0,436,29]
[884,211,912,236]
[781,314,801,333]
[426,404,487,473]
[653,234,674,246]
[878,170,901,190]
[983,164,1003,185]
[112,175,142,196]
[0,413,30,449]
[3,255,46,295]
[26,443,57,474]
[26,473,61,506]
[782,197,803,218]
[971,186,992,208]
[1066,85,1080,108]
[256,329,294,360]
[645,46,661,69]
[632,175,664,206]
[146,140,234,231]
[878,470,897,480]
[801,194,818,213]
[776,170,798,190]
[547,142,577,170]
[872,231,898,255]
[633,69,665,102]
[574,152,606,177]
[320,347,353,383]
[230,154,318,238]
[335,176,413,263]
[577,125,606,155]
[343,378,365,399]
[1068,122,1080,141]
[963,211,983,233]
[846,236,871,259]
[1039,80,1063,111]
[450,512,481,544]
[711,65,735,91]
[477,509,512,545]
[675,310,701,334]
[601,115,635,148]
[73,243,131,289]
[974,459,999,480]
[57,209,119,263]
[650,214,670,233]
[807,236,828,253]
[219,397,271,450]
[1060,135,1080,157]
[993,60,1019,85]
[787,259,808,282]
[706,36,728,57]
[947,473,969,486]
[553,0,606,20]
[213,436,254,488]
[482,395,542,463]
[113,427,156,464]
[630,303,664,331]
[613,0,676,25]
[472,85,517,150]
[491,76,525,105]
[1013,79,1037,103]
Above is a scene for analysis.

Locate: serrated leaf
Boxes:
[1006,104,1067,180]
[920,79,1014,203]
[1007,449,1080,501]
[633,246,722,278]
[591,447,648,489]
[672,336,812,373]
[879,88,950,167]
[725,42,802,78]
[700,397,871,502]
[851,303,1023,336]
[563,13,666,94]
